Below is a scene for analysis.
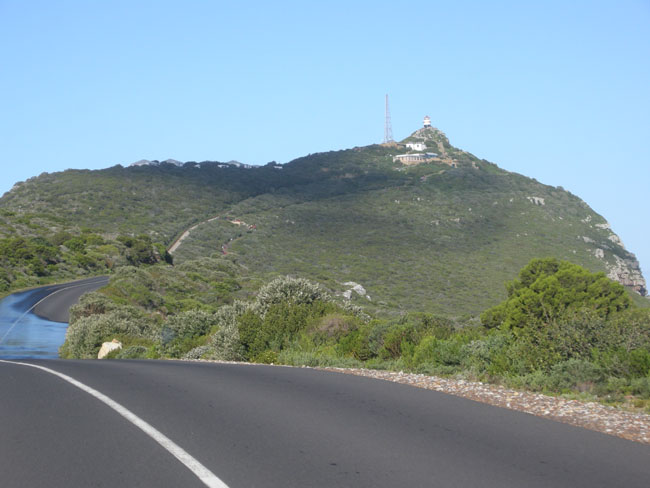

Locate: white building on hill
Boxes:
[393,153,438,164]
[405,142,427,151]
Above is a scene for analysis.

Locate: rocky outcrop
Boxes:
[527,196,545,206]
[409,126,449,144]
[588,219,646,296]
[607,255,647,296]
[98,339,122,359]
[342,282,371,301]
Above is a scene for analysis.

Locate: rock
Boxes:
[526,196,545,205]
[607,254,647,296]
[98,339,122,359]
[342,282,371,301]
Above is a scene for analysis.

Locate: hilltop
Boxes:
[0,125,645,315]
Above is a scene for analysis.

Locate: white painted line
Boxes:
[0,360,229,488]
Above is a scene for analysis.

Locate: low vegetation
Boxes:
[0,218,169,293]
[61,257,650,411]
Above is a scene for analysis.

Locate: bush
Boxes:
[481,258,631,329]
[104,266,164,310]
[379,324,413,360]
[460,330,512,375]
[240,300,336,359]
[549,309,610,360]
[277,348,365,369]
[545,359,603,392]
[607,308,650,351]
[253,350,278,364]
[630,377,650,399]
[593,377,629,402]
[160,309,217,358]
[206,301,248,361]
[335,325,373,360]
[183,345,213,360]
[60,307,157,359]
[629,349,650,377]
[115,345,148,359]
[312,313,357,341]
[411,336,464,370]
[253,276,330,317]
[63,237,86,253]
[69,292,118,322]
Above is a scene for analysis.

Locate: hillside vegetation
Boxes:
[1,127,645,314]
[3,126,649,408]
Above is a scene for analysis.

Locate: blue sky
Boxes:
[1,1,649,278]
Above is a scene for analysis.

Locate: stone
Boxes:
[98,339,122,359]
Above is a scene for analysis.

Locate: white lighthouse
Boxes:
[423,115,431,128]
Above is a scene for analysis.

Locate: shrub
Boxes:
[630,377,650,399]
[160,309,217,357]
[69,292,118,322]
[60,307,157,359]
[481,258,631,329]
[253,350,278,364]
[236,309,264,359]
[460,330,512,375]
[356,320,391,357]
[253,276,330,317]
[103,266,164,310]
[207,301,248,361]
[115,345,148,359]
[241,301,333,359]
[629,349,650,377]
[277,348,365,369]
[607,308,650,351]
[379,324,413,360]
[545,359,603,392]
[593,377,629,401]
[63,237,86,253]
[418,314,456,340]
[183,345,213,360]
[411,336,464,369]
[549,309,610,360]
[335,326,373,360]
[313,313,357,340]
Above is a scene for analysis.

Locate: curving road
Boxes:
[28,276,110,323]
[1,277,649,487]
[0,276,110,358]
[1,359,649,488]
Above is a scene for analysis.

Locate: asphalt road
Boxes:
[1,359,648,488]
[25,276,110,322]
[0,276,110,358]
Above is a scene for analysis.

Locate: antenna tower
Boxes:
[383,94,394,143]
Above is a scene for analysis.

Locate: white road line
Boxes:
[0,360,229,488]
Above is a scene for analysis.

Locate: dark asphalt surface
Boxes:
[0,276,111,359]
[1,359,649,488]
[26,276,110,322]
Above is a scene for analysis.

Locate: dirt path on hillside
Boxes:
[167,216,256,255]
[167,215,221,254]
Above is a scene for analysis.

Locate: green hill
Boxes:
[0,126,646,314]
